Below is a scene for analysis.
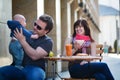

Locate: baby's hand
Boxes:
[31,34,39,39]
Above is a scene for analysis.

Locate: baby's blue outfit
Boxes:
[7,20,32,68]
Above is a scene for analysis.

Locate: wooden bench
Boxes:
[96,44,103,62]
[61,44,103,80]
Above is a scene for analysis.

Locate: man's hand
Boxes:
[14,28,26,42]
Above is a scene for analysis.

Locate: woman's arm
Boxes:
[81,41,91,48]
[90,42,97,56]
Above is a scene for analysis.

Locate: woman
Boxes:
[68,19,114,80]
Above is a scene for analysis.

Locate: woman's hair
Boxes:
[72,19,94,42]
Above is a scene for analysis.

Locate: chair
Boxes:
[96,44,103,62]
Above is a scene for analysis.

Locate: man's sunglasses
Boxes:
[34,22,43,30]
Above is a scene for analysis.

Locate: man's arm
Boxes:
[14,28,48,60]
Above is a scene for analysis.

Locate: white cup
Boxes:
[76,40,84,45]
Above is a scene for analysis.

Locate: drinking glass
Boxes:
[65,44,72,56]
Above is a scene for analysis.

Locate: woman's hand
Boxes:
[80,61,88,65]
[74,40,83,50]
[14,28,26,42]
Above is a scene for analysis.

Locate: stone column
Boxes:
[44,0,56,53]
[12,0,37,30]
[0,0,12,65]
[44,0,57,78]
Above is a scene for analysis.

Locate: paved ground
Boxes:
[102,53,120,80]
[47,53,120,80]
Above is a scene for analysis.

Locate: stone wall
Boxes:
[0,0,12,66]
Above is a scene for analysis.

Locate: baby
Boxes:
[7,14,38,68]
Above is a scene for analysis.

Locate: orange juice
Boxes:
[65,44,72,56]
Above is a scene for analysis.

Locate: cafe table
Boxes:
[44,55,102,80]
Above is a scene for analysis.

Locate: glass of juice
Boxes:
[65,44,72,56]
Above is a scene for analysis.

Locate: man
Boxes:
[0,14,54,80]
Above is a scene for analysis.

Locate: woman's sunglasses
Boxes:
[34,22,43,30]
